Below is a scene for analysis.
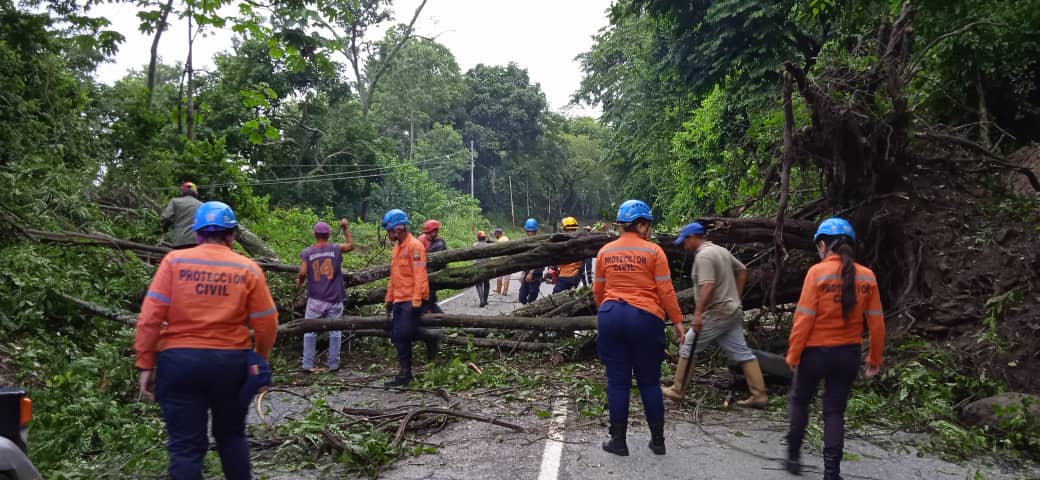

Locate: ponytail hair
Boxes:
[819,234,858,320]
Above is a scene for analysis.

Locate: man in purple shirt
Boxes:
[297,219,354,373]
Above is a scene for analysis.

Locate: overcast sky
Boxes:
[91,0,614,117]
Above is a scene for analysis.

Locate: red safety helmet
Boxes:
[422,219,441,234]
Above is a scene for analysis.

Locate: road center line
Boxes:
[537,397,568,480]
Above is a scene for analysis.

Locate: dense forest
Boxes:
[2,0,1040,477]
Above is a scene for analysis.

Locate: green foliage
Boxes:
[979,289,1020,348]
[838,339,1040,460]
[253,398,400,477]
[4,329,172,478]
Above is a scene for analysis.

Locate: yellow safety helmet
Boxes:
[561,217,579,231]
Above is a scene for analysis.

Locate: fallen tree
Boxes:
[29,229,298,273]
[277,313,598,336]
[339,329,561,352]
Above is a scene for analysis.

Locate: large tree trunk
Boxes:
[277,313,598,336]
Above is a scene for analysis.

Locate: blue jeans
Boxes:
[156,348,251,480]
[596,300,666,425]
[302,298,343,370]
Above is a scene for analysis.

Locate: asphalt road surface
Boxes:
[258,272,1036,480]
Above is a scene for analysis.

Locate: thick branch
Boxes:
[277,314,598,336]
[145,0,176,107]
[918,132,1040,192]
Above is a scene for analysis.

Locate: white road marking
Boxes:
[438,290,467,305]
[537,397,568,480]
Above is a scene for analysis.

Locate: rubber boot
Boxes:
[385,356,413,387]
[736,360,768,409]
[783,443,802,475]
[648,422,666,455]
[601,423,629,456]
[424,331,440,361]
[661,356,690,401]
[823,447,843,480]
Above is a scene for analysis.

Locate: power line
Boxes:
[196,160,469,189]
[188,153,466,190]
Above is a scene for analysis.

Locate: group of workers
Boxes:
[591,199,885,480]
[142,182,884,480]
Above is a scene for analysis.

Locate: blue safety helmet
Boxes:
[673,222,706,245]
[813,217,856,242]
[192,201,238,232]
[523,218,538,232]
[616,199,654,223]
[382,209,409,230]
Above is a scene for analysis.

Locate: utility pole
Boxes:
[469,140,475,198]
[508,176,515,227]
[525,179,530,217]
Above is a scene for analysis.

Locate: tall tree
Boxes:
[457,63,547,213]
[367,29,465,158]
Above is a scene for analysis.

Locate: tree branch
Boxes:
[146,0,176,108]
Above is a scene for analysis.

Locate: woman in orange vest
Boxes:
[784,218,886,479]
[593,199,686,456]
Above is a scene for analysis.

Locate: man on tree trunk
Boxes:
[160,181,202,249]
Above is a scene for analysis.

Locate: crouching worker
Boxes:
[297,219,354,373]
[594,200,686,456]
[784,218,885,479]
[662,222,766,408]
[382,209,439,386]
[135,201,278,480]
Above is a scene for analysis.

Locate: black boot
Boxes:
[601,423,629,456]
[823,447,843,480]
[424,331,440,361]
[385,356,413,387]
[648,422,666,455]
[783,443,801,475]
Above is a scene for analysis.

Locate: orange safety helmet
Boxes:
[422,219,441,234]
[476,230,486,240]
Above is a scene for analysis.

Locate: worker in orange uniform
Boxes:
[135,201,278,480]
[551,217,584,293]
[662,221,766,409]
[593,200,686,457]
[783,218,885,479]
[382,209,439,386]
[418,219,447,313]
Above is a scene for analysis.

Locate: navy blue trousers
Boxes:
[156,348,251,480]
[391,302,436,370]
[518,280,541,304]
[597,300,666,425]
[786,344,861,454]
[553,275,580,293]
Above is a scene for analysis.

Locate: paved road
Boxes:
[259,275,1036,480]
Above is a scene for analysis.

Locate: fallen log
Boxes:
[508,262,809,319]
[277,314,599,336]
[342,232,606,287]
[235,224,281,262]
[343,329,559,351]
[60,294,137,325]
[29,229,299,273]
